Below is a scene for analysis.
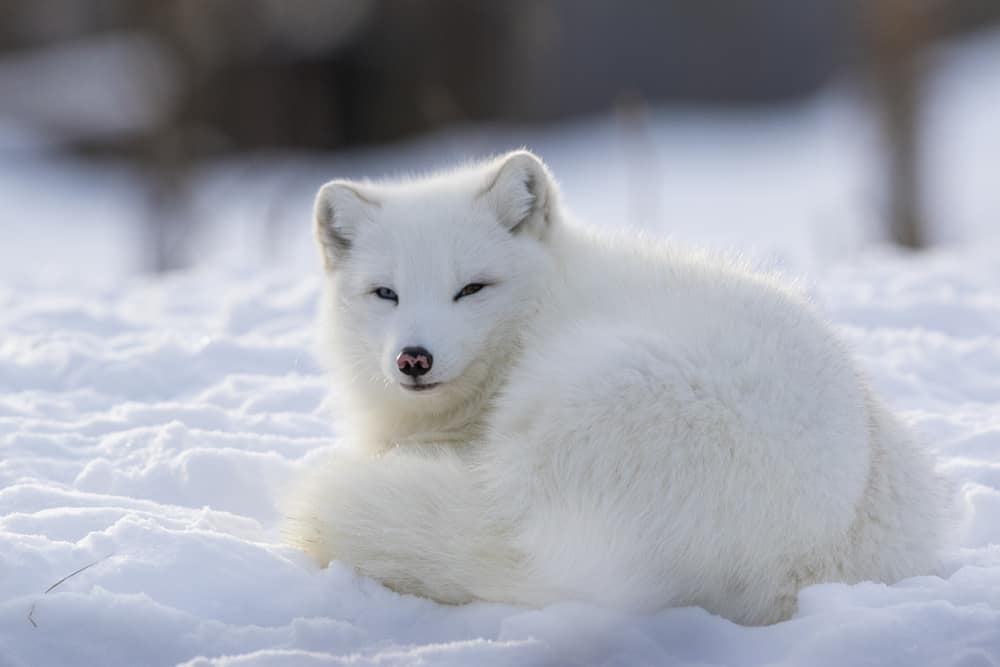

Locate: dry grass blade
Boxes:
[27,552,116,628]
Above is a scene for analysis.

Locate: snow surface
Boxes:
[2,28,1000,667]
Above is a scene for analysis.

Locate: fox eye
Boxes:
[454,283,486,301]
[373,287,398,303]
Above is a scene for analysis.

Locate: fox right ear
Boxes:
[481,150,554,239]
[313,180,379,271]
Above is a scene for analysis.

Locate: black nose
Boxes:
[396,346,433,376]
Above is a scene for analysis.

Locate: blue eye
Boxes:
[373,287,398,303]
[454,283,486,301]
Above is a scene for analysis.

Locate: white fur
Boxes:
[285,150,948,625]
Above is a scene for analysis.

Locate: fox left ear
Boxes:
[481,150,555,238]
[314,180,379,271]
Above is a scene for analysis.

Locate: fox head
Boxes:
[313,150,560,425]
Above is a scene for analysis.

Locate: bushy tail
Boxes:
[842,391,953,583]
[282,446,529,604]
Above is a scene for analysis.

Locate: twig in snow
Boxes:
[27,552,116,628]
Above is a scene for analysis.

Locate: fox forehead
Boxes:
[343,197,516,290]
[315,150,555,280]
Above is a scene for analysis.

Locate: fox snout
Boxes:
[396,347,433,377]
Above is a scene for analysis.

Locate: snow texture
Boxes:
[2,28,999,667]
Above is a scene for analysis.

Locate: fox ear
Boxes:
[314,180,379,271]
[481,150,554,238]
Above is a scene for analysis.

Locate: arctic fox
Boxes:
[285,150,946,625]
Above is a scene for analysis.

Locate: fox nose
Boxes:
[396,346,433,377]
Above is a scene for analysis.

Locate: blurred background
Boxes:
[0,0,998,279]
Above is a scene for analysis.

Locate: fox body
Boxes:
[285,151,946,625]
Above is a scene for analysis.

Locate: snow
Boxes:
[2,28,1000,667]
